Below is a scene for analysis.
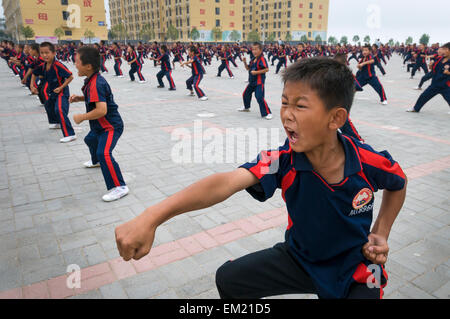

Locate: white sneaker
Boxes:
[237,107,250,112]
[265,114,273,120]
[59,135,77,143]
[49,124,61,129]
[118,75,124,78]
[187,91,195,96]
[244,80,249,83]
[138,80,146,84]
[381,100,388,105]
[413,87,422,90]
[200,96,208,101]
[83,160,100,168]
[406,108,418,113]
[230,76,235,79]
[102,186,129,202]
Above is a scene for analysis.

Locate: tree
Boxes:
[353,35,360,43]
[284,31,292,42]
[111,23,126,41]
[300,35,308,43]
[247,30,260,42]
[167,24,179,41]
[419,34,430,46]
[54,27,64,43]
[190,27,200,41]
[84,29,95,44]
[229,30,241,42]
[328,36,337,45]
[212,27,223,42]
[315,35,322,43]
[340,36,348,45]
[405,36,413,45]
[363,35,371,44]
[20,26,35,43]
[108,29,117,41]
[267,32,276,42]
[139,23,154,41]
[388,39,395,46]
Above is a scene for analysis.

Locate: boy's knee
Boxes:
[215,260,235,297]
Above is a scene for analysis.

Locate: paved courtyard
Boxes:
[0,54,449,299]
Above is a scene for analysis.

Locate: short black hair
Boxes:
[77,46,101,73]
[30,43,40,53]
[281,57,355,113]
[252,42,262,50]
[333,53,347,65]
[161,45,167,52]
[442,42,450,50]
[40,42,55,53]
[189,46,199,55]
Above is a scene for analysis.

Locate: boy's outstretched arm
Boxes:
[363,177,408,265]
[115,168,259,261]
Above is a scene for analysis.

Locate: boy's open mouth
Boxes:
[285,127,298,144]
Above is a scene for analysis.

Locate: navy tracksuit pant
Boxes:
[276,58,287,74]
[355,75,387,102]
[243,84,271,117]
[129,64,145,82]
[114,59,123,76]
[46,93,75,137]
[411,63,428,78]
[413,84,450,112]
[418,72,433,88]
[157,70,176,89]
[218,61,233,77]
[84,127,126,190]
[186,74,205,98]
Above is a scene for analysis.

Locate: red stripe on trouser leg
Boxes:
[169,71,175,88]
[58,94,69,137]
[194,76,204,97]
[138,65,144,81]
[104,130,121,187]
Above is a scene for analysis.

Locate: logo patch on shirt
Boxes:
[352,188,373,210]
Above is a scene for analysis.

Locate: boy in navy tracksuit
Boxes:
[371,44,386,76]
[408,42,450,113]
[112,42,124,77]
[181,46,208,101]
[238,42,272,120]
[216,46,234,78]
[115,57,407,299]
[70,47,129,202]
[410,45,429,79]
[30,42,76,143]
[355,45,388,105]
[275,44,287,74]
[151,45,176,90]
[126,45,146,83]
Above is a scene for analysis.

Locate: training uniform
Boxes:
[355,55,387,102]
[186,55,206,98]
[113,48,123,76]
[33,59,75,137]
[242,55,272,117]
[217,51,234,78]
[126,50,145,82]
[216,133,406,299]
[413,56,450,112]
[82,72,126,190]
[156,52,176,89]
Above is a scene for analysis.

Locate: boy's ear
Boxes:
[328,107,348,130]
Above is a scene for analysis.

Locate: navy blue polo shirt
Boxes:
[159,53,172,71]
[431,57,450,88]
[82,72,123,133]
[191,56,204,76]
[249,55,268,86]
[358,54,376,79]
[32,59,72,97]
[239,133,406,299]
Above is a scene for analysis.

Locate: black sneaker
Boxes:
[169,88,176,91]
[157,85,164,88]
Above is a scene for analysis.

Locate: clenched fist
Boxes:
[115,215,156,261]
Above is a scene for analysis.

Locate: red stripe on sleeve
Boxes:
[358,147,405,179]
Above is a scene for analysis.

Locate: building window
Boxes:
[64,30,72,36]
[61,0,68,5]
[62,11,69,20]
[308,22,312,28]
[215,8,220,15]
[309,2,313,9]
[216,19,220,27]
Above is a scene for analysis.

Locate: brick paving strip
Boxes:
[1,154,449,299]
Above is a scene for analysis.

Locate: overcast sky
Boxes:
[1,0,447,44]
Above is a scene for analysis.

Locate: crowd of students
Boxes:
[0,38,448,299]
